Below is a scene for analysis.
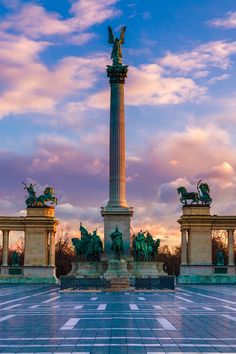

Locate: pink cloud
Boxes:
[160,41,236,74]
[86,64,206,109]
[208,11,236,29]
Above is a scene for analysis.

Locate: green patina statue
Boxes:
[109,226,124,260]
[215,249,225,266]
[177,180,212,206]
[132,230,160,262]
[108,26,126,65]
[11,251,20,267]
[23,182,58,207]
[72,223,103,261]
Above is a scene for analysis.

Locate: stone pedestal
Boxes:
[70,261,107,278]
[128,261,161,278]
[23,207,58,282]
[104,259,130,278]
[101,207,133,259]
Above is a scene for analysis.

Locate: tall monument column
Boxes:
[101,26,133,259]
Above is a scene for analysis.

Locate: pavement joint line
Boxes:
[172,295,194,303]
[129,304,139,310]
[222,314,236,321]
[97,304,107,311]
[2,336,236,341]
[28,304,40,309]
[177,288,236,304]
[156,317,177,331]
[0,314,15,322]
[42,296,61,304]
[1,304,22,310]
[224,305,236,311]
[60,318,80,330]
[0,343,235,348]
[202,306,215,311]
[0,288,56,306]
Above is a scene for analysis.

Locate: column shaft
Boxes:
[181,228,188,265]
[108,82,126,207]
[228,229,235,266]
[49,231,55,267]
[2,230,9,266]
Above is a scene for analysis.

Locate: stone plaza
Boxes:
[1,284,236,353]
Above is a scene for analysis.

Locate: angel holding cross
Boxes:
[108,26,126,65]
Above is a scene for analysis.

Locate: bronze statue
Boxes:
[110,226,124,260]
[216,249,225,266]
[108,26,126,65]
[132,230,160,262]
[177,180,212,206]
[11,251,20,267]
[72,223,103,261]
[23,183,58,207]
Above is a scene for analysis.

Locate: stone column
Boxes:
[49,231,55,267]
[181,228,188,265]
[227,229,235,266]
[107,64,128,208]
[2,230,9,266]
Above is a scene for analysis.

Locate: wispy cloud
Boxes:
[208,11,236,29]
[87,63,206,108]
[0,31,106,117]
[0,0,120,39]
[160,41,236,75]
[70,0,121,30]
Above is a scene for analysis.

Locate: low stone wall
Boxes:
[128,261,164,278]
[178,275,236,284]
[70,261,107,278]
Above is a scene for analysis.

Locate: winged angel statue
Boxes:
[108,26,126,65]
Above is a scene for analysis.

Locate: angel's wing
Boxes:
[108,26,115,44]
[119,26,126,44]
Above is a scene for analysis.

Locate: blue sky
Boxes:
[1,0,236,246]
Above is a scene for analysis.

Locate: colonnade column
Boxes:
[227,229,235,266]
[181,228,188,265]
[2,230,10,266]
[49,231,55,267]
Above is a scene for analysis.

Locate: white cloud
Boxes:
[209,11,236,29]
[87,63,206,108]
[0,32,107,118]
[160,41,236,74]
[70,0,121,30]
[0,1,120,40]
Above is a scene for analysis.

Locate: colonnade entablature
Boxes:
[0,207,58,282]
[178,205,236,279]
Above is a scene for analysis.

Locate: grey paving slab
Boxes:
[2,285,236,353]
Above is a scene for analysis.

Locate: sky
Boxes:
[1,0,236,247]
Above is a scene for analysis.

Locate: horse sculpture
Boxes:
[23,183,57,207]
[177,186,199,205]
[177,180,212,206]
[36,187,58,206]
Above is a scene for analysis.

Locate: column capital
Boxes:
[227,228,234,233]
[107,64,128,84]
